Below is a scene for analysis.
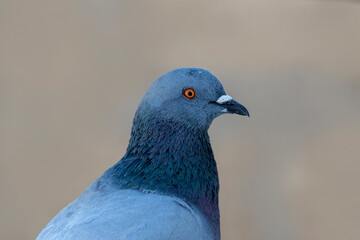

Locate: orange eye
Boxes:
[184,88,195,99]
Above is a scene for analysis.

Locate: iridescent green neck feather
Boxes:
[102,107,220,238]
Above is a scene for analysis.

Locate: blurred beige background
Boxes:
[1,0,360,239]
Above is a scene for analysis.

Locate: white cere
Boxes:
[216,95,233,104]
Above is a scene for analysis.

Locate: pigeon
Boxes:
[36,68,249,240]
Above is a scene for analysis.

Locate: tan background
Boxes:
[1,1,360,239]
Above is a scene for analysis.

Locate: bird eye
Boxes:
[183,88,195,99]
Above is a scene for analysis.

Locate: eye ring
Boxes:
[183,88,195,99]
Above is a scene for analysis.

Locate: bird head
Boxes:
[137,68,249,130]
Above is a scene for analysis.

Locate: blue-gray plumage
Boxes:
[37,68,249,240]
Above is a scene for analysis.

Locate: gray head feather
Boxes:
[138,68,229,129]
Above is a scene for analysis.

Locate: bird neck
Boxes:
[103,108,220,236]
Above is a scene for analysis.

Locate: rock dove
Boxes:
[36,68,249,240]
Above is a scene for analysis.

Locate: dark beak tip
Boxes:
[227,100,249,118]
[240,109,250,117]
[245,108,250,117]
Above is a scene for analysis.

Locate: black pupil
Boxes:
[187,91,193,96]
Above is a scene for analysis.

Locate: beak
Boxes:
[211,95,250,117]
